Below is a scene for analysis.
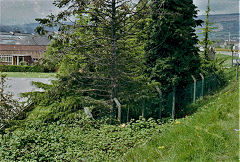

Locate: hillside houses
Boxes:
[223,40,239,50]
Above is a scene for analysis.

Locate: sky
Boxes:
[0,0,239,25]
[193,0,239,15]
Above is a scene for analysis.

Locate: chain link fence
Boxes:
[119,74,219,123]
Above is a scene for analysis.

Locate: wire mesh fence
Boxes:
[119,74,219,123]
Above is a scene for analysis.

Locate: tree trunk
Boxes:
[111,0,117,118]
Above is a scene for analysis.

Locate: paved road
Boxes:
[5,78,52,102]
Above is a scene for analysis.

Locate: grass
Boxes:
[2,72,56,78]
[215,53,239,67]
[215,48,238,52]
[123,79,239,161]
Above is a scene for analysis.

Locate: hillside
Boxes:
[123,71,239,161]
[0,23,58,34]
[0,23,39,34]
[196,13,239,41]
[1,14,239,40]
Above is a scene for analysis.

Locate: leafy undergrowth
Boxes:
[123,80,239,161]
[0,113,161,161]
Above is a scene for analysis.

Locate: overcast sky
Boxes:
[193,0,239,15]
[0,0,239,25]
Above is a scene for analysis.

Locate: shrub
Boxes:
[0,65,52,72]
[0,117,161,161]
[0,74,22,132]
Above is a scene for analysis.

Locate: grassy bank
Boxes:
[123,79,239,161]
[2,72,56,78]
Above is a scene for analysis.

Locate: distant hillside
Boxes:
[0,23,58,34]
[196,13,239,41]
[1,13,239,41]
[0,23,39,34]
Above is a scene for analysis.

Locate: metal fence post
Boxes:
[156,86,162,119]
[141,99,145,118]
[191,75,197,103]
[84,107,93,119]
[236,59,239,81]
[172,86,176,119]
[127,106,130,122]
[114,98,121,123]
[214,72,217,90]
[200,73,204,97]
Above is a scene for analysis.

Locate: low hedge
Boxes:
[0,65,47,72]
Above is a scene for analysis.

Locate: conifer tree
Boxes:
[35,0,149,117]
[199,0,219,75]
[203,0,211,60]
[145,0,202,90]
[200,0,215,60]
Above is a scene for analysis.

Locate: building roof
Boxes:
[0,32,50,45]
[0,44,46,52]
[16,34,50,45]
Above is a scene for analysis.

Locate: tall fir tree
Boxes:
[199,0,219,75]
[35,0,149,119]
[145,0,203,91]
[203,0,211,60]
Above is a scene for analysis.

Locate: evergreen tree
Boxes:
[203,0,211,60]
[145,0,202,90]
[199,0,219,75]
[35,0,149,119]
[200,0,216,60]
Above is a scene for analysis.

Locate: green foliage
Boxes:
[39,41,63,72]
[35,0,151,119]
[0,116,160,161]
[0,74,22,130]
[199,0,216,59]
[200,53,227,87]
[145,0,203,90]
[123,80,239,161]
[198,0,223,78]
[1,69,236,161]
[0,65,51,73]
[21,77,112,122]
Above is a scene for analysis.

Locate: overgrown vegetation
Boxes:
[123,73,239,161]
[0,115,161,161]
[0,0,237,161]
[0,74,22,131]
[32,0,224,122]
[0,65,237,161]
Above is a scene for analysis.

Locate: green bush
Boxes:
[0,117,161,161]
[0,65,50,72]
